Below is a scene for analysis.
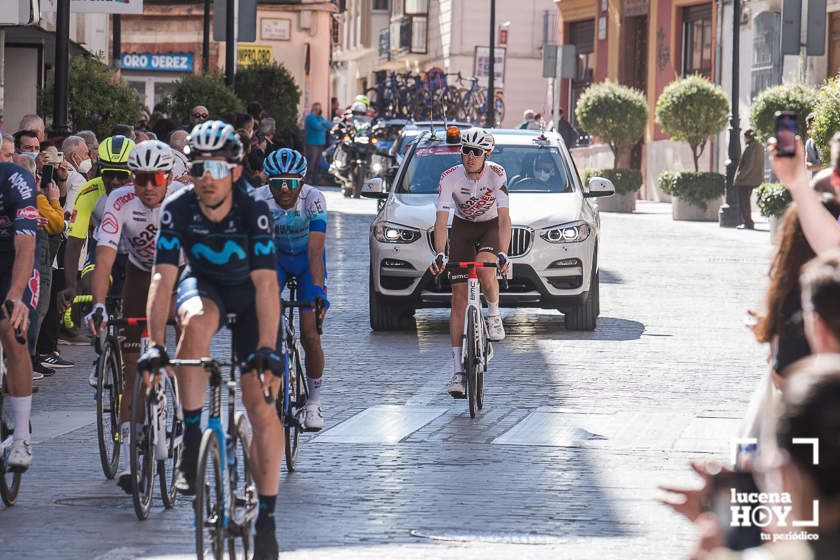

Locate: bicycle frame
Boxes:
[459,262,491,372]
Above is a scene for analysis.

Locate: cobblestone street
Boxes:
[1,192,773,559]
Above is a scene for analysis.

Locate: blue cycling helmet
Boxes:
[263,148,307,177]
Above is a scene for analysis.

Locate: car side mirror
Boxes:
[361,177,388,198]
[584,176,615,198]
[385,165,399,181]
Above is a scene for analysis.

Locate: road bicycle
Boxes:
[118,316,184,521]
[170,315,257,559]
[444,261,501,418]
[0,301,26,506]
[278,277,324,472]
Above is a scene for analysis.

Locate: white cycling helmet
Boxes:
[351,101,368,114]
[461,127,495,153]
[186,119,244,163]
[127,140,175,172]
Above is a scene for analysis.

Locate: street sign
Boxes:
[474,46,506,88]
[558,44,577,79]
[781,0,802,55]
[237,44,273,67]
[214,0,257,43]
[542,45,558,78]
[806,0,827,55]
[120,52,194,72]
[71,0,143,14]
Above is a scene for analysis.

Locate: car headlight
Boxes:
[540,221,591,243]
[374,222,421,243]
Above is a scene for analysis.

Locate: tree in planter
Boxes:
[755,183,792,218]
[38,55,143,138]
[168,72,244,125]
[811,77,840,158]
[575,81,647,168]
[655,75,729,171]
[749,83,817,143]
[234,63,301,139]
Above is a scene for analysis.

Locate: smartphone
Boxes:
[709,470,764,550]
[50,151,64,164]
[40,164,54,186]
[774,111,798,157]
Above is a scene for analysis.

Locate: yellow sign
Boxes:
[237,45,273,67]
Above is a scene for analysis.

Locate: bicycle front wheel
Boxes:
[130,374,155,520]
[283,341,308,472]
[158,374,183,508]
[227,412,255,560]
[195,429,225,560]
[0,392,22,507]
[96,338,122,479]
[466,306,480,418]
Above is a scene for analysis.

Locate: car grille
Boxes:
[426,226,533,257]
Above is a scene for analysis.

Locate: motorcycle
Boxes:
[329,117,384,198]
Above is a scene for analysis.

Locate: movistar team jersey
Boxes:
[155,184,276,286]
[0,163,37,252]
[252,184,327,256]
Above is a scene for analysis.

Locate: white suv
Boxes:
[363,128,614,331]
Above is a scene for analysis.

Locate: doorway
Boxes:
[621,15,648,94]
[829,12,840,78]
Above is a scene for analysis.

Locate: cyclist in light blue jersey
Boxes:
[253,148,328,430]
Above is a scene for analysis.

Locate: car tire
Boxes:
[369,269,413,331]
[564,269,599,331]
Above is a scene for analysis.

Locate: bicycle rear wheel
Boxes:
[130,374,155,520]
[283,340,308,472]
[477,321,488,411]
[0,392,22,507]
[227,412,255,560]
[195,430,225,560]
[466,306,480,418]
[96,338,122,480]
[158,374,183,508]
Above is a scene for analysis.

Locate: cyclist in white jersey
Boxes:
[84,140,182,492]
[429,128,511,398]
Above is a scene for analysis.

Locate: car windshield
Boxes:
[396,143,575,194]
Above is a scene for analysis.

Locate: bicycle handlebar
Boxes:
[282,298,325,335]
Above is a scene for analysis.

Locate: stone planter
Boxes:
[595,191,636,213]
[672,195,723,221]
[768,215,781,244]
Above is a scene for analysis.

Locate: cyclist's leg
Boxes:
[475,218,500,304]
[173,270,222,493]
[1,261,38,467]
[448,218,477,378]
[297,255,327,427]
[117,262,150,482]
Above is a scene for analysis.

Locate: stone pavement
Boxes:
[0,192,774,559]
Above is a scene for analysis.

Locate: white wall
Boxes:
[3,47,39,130]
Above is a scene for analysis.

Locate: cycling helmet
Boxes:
[460,128,495,153]
[263,148,307,177]
[186,120,243,163]
[351,101,368,114]
[127,140,175,172]
[353,94,371,107]
[98,135,135,171]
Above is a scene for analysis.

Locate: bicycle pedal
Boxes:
[302,425,323,433]
[7,464,28,474]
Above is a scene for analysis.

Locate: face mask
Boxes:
[20,151,38,160]
[77,158,93,174]
[535,170,552,182]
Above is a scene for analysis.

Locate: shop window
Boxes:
[682,4,713,77]
[568,20,595,130]
[751,11,782,98]
[372,0,389,11]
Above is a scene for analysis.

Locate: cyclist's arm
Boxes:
[62,236,85,295]
[146,264,178,346]
[252,269,280,350]
[433,168,455,254]
[6,169,37,303]
[433,211,448,254]
[493,166,512,254]
[8,235,36,303]
[497,207,512,256]
[62,189,97,296]
[307,232,326,288]
[91,245,116,306]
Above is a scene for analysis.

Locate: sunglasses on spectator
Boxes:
[192,112,209,119]
[536,167,553,174]
[189,160,235,180]
[101,169,131,182]
[268,177,302,191]
[461,146,485,157]
[134,171,168,187]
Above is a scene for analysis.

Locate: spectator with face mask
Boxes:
[18,114,45,142]
[76,130,99,173]
[61,135,93,211]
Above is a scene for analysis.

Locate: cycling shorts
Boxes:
[448,216,499,284]
[276,252,327,311]
[121,260,150,353]
[175,267,260,366]
[0,250,40,315]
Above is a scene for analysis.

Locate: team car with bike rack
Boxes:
[364,126,616,331]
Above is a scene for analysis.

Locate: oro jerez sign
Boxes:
[120,53,194,72]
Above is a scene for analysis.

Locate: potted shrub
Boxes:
[656,76,730,220]
[755,182,792,243]
[749,83,817,143]
[810,77,840,158]
[576,81,647,212]
[581,168,642,212]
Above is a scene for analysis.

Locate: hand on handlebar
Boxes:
[245,347,283,404]
[429,252,448,276]
[84,303,108,336]
[497,252,510,276]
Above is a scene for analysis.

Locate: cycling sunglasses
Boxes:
[192,112,209,119]
[134,171,168,187]
[461,146,485,157]
[100,169,131,182]
[268,177,302,191]
[189,160,235,180]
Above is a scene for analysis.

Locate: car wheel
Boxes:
[564,269,598,331]
[369,269,414,331]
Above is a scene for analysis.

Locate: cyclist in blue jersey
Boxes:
[0,162,39,471]
[137,121,282,559]
[254,148,328,430]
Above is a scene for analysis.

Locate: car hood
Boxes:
[384,193,585,230]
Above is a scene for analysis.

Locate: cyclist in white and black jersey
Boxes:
[84,140,182,492]
[429,128,512,398]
